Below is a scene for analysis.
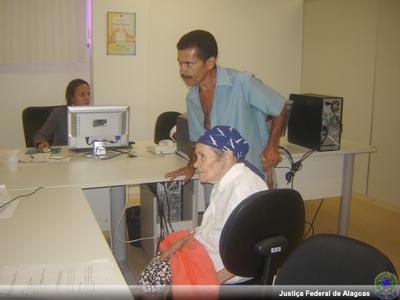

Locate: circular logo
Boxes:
[374,271,399,300]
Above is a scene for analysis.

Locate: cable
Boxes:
[304,221,315,237]
[278,146,314,188]
[85,136,121,146]
[303,198,324,239]
[163,182,175,233]
[0,186,44,210]
[114,193,157,244]
[48,151,82,160]
[112,149,137,158]
[94,151,123,160]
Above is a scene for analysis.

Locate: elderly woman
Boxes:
[140,125,268,295]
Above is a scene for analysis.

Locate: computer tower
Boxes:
[288,94,343,151]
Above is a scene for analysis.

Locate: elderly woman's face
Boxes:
[194,143,226,184]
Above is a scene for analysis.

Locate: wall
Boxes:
[92,0,303,141]
[0,64,90,148]
[91,0,150,141]
[0,0,302,147]
[367,0,400,208]
[302,0,400,208]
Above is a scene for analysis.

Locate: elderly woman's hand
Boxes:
[160,233,195,260]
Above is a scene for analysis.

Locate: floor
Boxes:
[125,194,400,284]
[303,195,400,273]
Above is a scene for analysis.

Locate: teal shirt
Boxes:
[187,65,285,172]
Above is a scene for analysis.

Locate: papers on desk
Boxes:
[18,152,50,163]
[18,148,74,164]
[0,259,127,299]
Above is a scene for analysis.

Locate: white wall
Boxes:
[302,0,378,195]
[92,0,303,141]
[302,0,400,208]
[0,0,302,147]
[0,64,89,148]
[367,0,400,208]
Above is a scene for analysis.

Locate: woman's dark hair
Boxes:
[65,78,89,105]
[177,30,218,62]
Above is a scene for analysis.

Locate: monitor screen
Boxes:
[68,105,129,149]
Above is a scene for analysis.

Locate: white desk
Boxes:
[0,139,374,267]
[0,143,196,276]
[275,139,375,235]
[0,186,132,299]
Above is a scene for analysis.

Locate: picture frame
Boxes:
[107,12,136,55]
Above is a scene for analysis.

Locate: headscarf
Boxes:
[197,125,249,160]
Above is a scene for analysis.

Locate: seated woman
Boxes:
[140,125,268,296]
[33,78,91,152]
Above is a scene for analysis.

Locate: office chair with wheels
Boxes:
[219,188,305,285]
[274,233,398,285]
[22,105,62,147]
[154,111,181,144]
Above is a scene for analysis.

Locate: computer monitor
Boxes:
[67,105,129,150]
[175,113,194,160]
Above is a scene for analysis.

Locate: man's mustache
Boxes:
[180,73,192,79]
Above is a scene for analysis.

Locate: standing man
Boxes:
[166,30,286,188]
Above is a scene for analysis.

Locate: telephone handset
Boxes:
[158,139,175,148]
[147,139,176,155]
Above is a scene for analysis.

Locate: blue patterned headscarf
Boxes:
[197,125,249,160]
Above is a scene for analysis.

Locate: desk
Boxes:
[0,140,373,267]
[0,143,196,278]
[275,139,375,235]
[0,187,132,299]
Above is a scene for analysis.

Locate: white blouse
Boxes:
[194,163,268,273]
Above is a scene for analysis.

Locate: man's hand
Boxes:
[165,165,195,186]
[261,145,282,188]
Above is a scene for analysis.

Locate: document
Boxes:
[0,259,129,299]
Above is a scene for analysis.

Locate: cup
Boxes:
[6,155,18,172]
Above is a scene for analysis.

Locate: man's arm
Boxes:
[164,149,196,185]
[261,106,286,187]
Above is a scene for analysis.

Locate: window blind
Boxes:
[0,0,88,64]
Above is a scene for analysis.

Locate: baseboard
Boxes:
[352,192,400,214]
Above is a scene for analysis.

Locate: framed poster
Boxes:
[107,12,136,55]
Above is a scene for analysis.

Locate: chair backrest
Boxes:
[154,111,181,144]
[274,234,398,285]
[219,188,305,283]
[22,105,61,147]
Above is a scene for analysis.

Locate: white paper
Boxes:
[0,259,127,299]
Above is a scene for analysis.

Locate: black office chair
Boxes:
[274,234,398,286]
[22,105,62,147]
[154,111,181,144]
[219,189,305,286]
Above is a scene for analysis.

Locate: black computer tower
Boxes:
[288,93,343,151]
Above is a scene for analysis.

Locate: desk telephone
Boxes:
[147,139,176,155]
